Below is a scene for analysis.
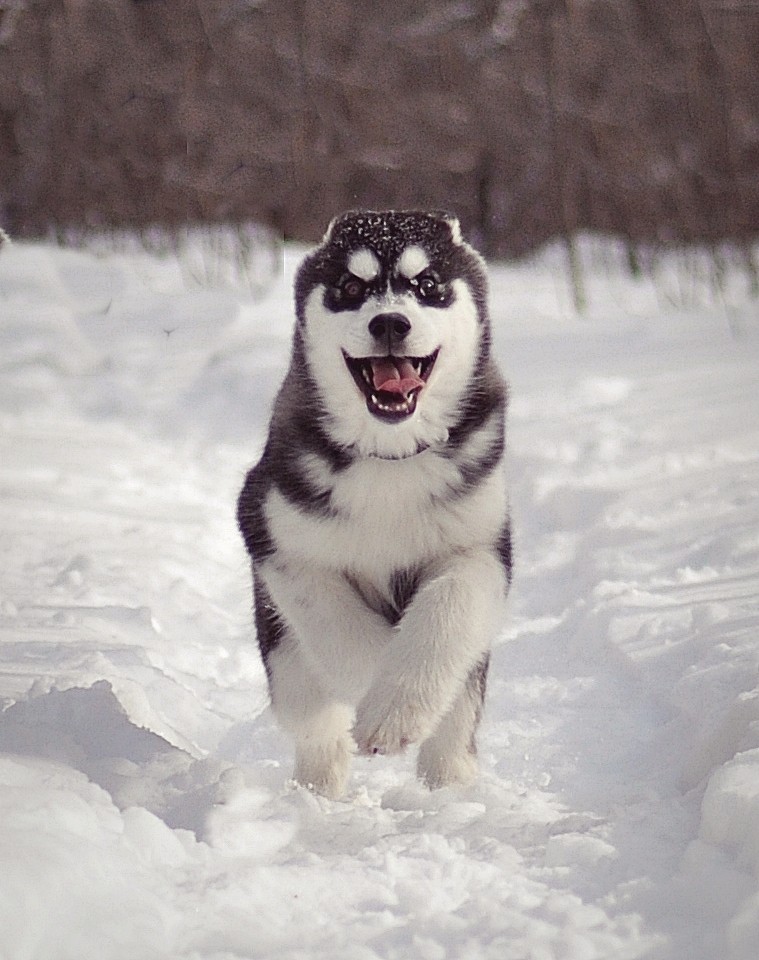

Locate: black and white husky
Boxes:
[238,210,511,798]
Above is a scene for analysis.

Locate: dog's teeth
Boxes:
[378,398,410,413]
[362,367,372,385]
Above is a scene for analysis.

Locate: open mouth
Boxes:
[342,349,439,422]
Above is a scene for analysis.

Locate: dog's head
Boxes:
[293,210,491,460]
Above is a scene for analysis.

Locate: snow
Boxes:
[1,233,758,959]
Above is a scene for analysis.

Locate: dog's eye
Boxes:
[341,277,365,301]
[415,273,441,299]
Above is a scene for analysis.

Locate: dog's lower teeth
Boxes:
[376,397,410,413]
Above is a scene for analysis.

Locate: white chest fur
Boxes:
[263,450,507,586]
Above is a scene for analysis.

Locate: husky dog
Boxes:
[237,210,511,799]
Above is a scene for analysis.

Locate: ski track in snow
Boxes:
[1,238,758,959]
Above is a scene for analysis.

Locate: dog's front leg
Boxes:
[352,550,507,757]
[260,560,396,702]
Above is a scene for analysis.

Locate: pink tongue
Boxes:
[371,357,425,395]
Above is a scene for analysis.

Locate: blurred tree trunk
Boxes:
[539,0,587,311]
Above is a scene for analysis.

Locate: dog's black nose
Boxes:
[369,312,411,343]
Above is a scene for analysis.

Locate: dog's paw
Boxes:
[293,733,352,800]
[352,696,432,757]
[417,741,478,790]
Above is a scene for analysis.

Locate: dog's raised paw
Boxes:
[352,698,429,757]
[353,724,412,757]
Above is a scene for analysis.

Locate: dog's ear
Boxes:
[442,215,464,245]
[321,214,343,244]
[428,210,464,245]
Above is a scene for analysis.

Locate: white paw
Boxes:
[353,694,434,757]
[293,734,352,800]
[417,743,478,790]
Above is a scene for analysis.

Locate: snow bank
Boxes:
[1,235,758,958]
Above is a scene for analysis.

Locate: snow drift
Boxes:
[0,235,758,959]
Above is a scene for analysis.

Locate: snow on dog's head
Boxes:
[294,210,491,460]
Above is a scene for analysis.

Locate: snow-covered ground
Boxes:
[1,233,758,960]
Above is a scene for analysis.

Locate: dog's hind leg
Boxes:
[266,634,353,800]
[417,655,489,789]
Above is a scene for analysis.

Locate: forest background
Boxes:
[1,0,759,269]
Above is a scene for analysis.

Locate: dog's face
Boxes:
[295,211,490,459]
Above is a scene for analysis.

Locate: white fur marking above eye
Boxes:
[397,246,430,279]
[348,248,381,281]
